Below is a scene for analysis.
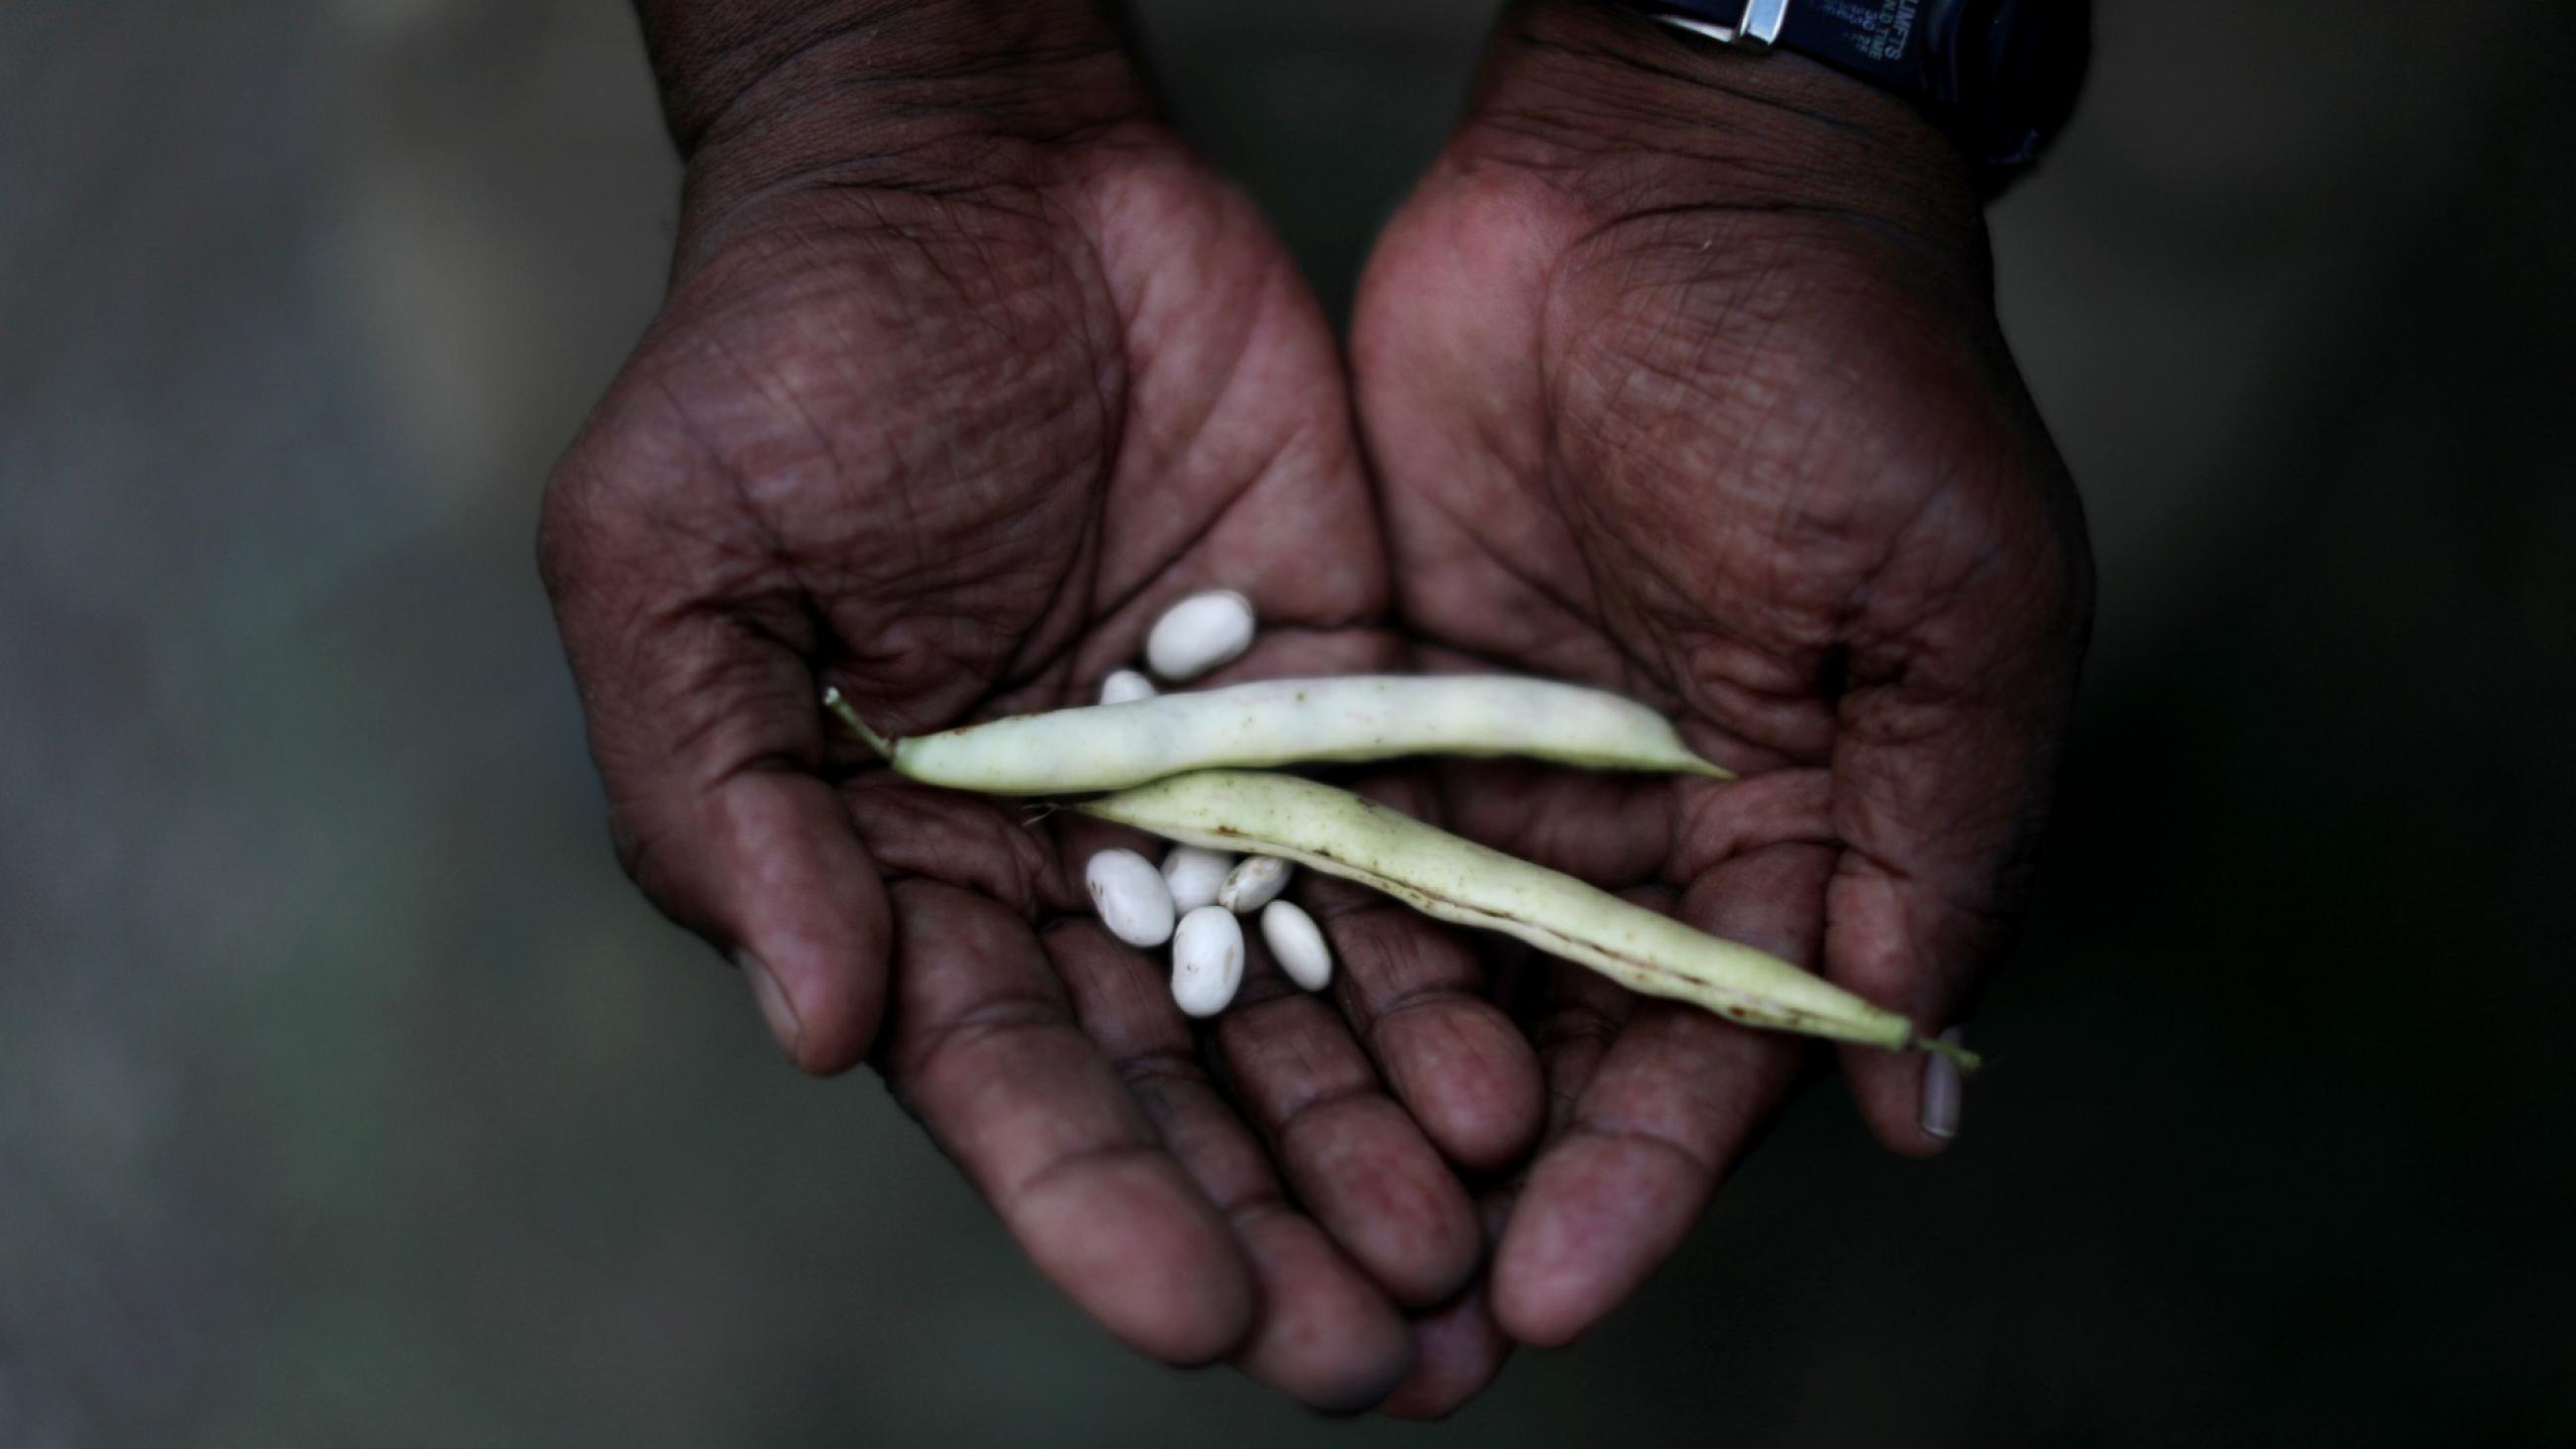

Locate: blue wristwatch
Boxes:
[1625,0,2091,188]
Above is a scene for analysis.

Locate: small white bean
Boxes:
[1217,855,1292,913]
[1099,669,1158,706]
[1260,900,1333,992]
[1085,848,1175,948]
[1160,845,1235,914]
[1144,590,1256,682]
[1171,906,1245,1018]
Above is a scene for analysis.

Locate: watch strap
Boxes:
[1632,0,2091,186]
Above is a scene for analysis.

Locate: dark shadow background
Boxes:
[4,2,2569,1444]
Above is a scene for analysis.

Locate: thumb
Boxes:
[1823,525,2091,1156]
[541,483,890,1076]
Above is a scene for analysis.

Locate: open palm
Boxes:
[1350,5,2094,1347]
[541,110,1542,1407]
[548,0,2093,1417]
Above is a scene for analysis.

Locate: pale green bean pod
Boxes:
[1080,770,1976,1065]
[825,675,1728,795]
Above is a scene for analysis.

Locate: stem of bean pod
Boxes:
[821,687,896,761]
[1914,1033,1985,1073]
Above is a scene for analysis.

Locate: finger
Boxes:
[1060,782,1496,1317]
[1309,772,1543,1172]
[1307,881,1545,1174]
[1490,842,1829,1347]
[1378,1194,1517,1420]
[878,879,1253,1366]
[1048,921,1414,1412]
[541,468,888,1074]
[1493,1013,1801,1348]
[1828,518,2090,1155]
[1525,900,1655,1138]
[1820,727,2029,1156]
[1379,1282,1513,1420]
[1214,970,1485,1309]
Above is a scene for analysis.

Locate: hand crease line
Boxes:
[642,370,799,582]
[1360,980,1491,1041]
[1410,484,1661,691]
[1556,1116,1722,1184]
[1266,1078,1387,1148]
[1008,1140,1169,1212]
[898,990,1075,1094]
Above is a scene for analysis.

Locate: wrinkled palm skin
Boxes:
[542,27,1546,1414]
[540,0,2092,1420]
[1346,6,2093,1348]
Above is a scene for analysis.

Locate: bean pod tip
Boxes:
[820,687,896,762]
[1912,1031,1985,1074]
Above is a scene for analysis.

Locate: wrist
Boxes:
[1461,0,1977,225]
[642,1,1149,206]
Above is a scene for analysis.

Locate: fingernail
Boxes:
[1918,1027,1967,1141]
[735,948,804,1060]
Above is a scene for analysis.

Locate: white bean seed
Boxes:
[1260,900,1332,992]
[1085,848,1175,948]
[1099,669,1158,706]
[1161,845,1235,913]
[1144,590,1256,682]
[1171,906,1245,1018]
[1218,855,1292,913]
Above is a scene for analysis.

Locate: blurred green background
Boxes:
[5,1,2571,1444]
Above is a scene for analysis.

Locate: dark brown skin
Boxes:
[1350,1,2093,1355]
[541,0,2090,1418]
[543,1,1541,1413]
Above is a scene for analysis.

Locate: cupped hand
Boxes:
[540,33,1539,1410]
[1350,2,2095,1348]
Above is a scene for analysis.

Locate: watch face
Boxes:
[1963,0,2093,167]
